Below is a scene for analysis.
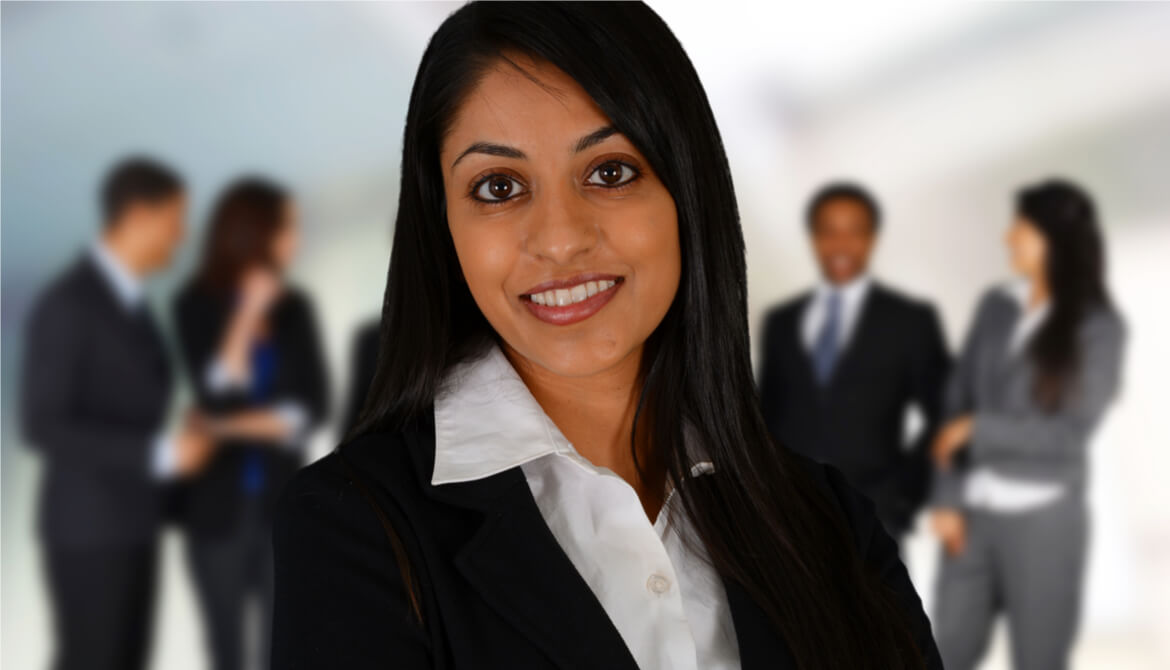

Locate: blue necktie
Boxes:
[813,290,841,386]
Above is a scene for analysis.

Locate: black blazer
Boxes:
[173,283,329,537]
[758,282,950,533]
[271,416,943,669]
[20,254,174,545]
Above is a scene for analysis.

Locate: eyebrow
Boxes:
[450,125,620,170]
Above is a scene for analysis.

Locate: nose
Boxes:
[522,183,598,265]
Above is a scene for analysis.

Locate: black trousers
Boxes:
[186,495,274,670]
[43,541,160,670]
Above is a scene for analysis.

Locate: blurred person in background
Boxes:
[173,177,330,670]
[340,317,380,438]
[19,156,216,670]
[929,179,1127,670]
[758,182,950,541]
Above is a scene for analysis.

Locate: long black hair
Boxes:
[1017,178,1112,409]
[353,3,923,668]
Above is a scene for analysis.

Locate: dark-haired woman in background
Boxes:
[174,178,329,670]
[272,3,940,669]
[929,180,1126,670]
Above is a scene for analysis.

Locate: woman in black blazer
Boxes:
[174,177,329,670]
[273,3,941,669]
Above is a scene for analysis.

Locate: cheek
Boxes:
[813,234,846,260]
[611,202,681,308]
[448,217,521,310]
[1013,233,1043,268]
[1025,237,1046,266]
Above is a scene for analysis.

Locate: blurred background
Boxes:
[3,2,1168,668]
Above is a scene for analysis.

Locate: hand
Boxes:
[174,410,217,477]
[203,408,297,444]
[931,415,974,470]
[931,508,967,557]
[238,267,282,320]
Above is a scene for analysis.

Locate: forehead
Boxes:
[819,197,869,217]
[441,56,612,159]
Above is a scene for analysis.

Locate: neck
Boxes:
[502,342,663,506]
[1028,275,1050,308]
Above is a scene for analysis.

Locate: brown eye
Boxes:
[488,178,512,197]
[587,161,638,187]
[473,175,526,202]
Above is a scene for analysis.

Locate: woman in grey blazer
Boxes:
[928,179,1126,670]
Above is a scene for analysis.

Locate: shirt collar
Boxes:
[1002,278,1051,316]
[814,272,871,309]
[432,341,712,486]
[89,240,144,309]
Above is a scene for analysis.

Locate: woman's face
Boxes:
[440,55,681,379]
[270,200,300,272]
[1006,216,1047,282]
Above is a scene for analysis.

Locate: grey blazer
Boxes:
[931,285,1127,507]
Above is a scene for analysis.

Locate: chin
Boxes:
[514,329,637,379]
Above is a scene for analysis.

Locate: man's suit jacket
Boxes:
[758,282,950,533]
[271,416,943,669]
[172,283,329,538]
[20,254,174,546]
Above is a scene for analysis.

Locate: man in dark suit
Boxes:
[20,157,216,670]
[758,182,950,539]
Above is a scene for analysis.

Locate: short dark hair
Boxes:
[805,181,881,232]
[100,156,184,227]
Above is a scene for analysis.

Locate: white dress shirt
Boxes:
[962,280,1066,513]
[88,241,177,479]
[800,273,873,353]
[432,342,741,670]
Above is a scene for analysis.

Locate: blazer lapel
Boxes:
[989,297,1025,382]
[790,293,822,392]
[406,429,640,670]
[825,284,882,391]
[78,255,171,380]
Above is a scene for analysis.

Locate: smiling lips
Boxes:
[521,275,624,326]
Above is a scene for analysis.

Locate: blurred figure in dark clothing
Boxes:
[340,317,380,437]
[758,182,950,539]
[20,156,216,670]
[173,177,329,670]
[929,179,1127,670]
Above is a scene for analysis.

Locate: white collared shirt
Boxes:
[90,240,145,310]
[963,280,1065,513]
[800,273,873,353]
[88,241,177,479]
[433,343,740,670]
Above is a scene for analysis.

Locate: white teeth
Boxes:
[528,278,619,306]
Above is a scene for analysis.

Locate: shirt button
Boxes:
[646,573,671,596]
